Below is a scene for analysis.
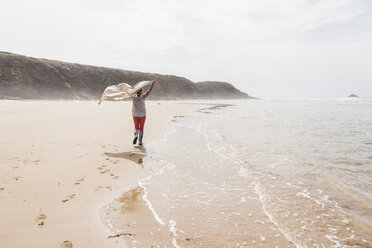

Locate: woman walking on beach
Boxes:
[132,80,156,145]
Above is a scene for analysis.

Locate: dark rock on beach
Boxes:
[0,51,252,100]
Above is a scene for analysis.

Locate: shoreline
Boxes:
[103,100,372,247]
[2,99,371,247]
[102,103,239,247]
[0,100,205,248]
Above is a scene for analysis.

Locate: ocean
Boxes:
[108,98,372,247]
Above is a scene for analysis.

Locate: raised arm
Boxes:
[143,80,156,99]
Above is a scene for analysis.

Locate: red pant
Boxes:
[133,116,146,132]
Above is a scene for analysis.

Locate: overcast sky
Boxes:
[1,0,371,98]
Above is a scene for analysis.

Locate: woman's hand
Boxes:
[144,80,156,98]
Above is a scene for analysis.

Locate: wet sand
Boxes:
[0,100,203,248]
[103,100,372,248]
[2,100,371,248]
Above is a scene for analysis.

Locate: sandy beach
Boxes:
[1,99,372,248]
[102,99,372,247]
[0,100,203,248]
[2,0,371,246]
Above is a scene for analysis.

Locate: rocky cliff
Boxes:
[195,81,249,99]
[0,51,251,100]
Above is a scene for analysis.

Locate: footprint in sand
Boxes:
[0,187,4,191]
[74,178,84,185]
[36,214,47,227]
[95,185,112,191]
[59,240,73,248]
[109,173,119,179]
[99,168,111,174]
[62,194,76,203]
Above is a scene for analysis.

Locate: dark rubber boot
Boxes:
[139,132,144,145]
[133,130,139,145]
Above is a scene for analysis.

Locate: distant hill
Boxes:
[0,51,252,100]
[195,81,250,99]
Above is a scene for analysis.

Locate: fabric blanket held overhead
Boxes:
[98,80,152,104]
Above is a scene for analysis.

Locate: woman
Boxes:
[132,80,156,145]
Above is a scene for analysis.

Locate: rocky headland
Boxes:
[0,51,251,100]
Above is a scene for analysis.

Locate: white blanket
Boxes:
[98,80,152,104]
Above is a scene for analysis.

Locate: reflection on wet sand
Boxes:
[105,147,146,166]
[118,187,144,212]
[104,100,372,247]
[103,186,176,247]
